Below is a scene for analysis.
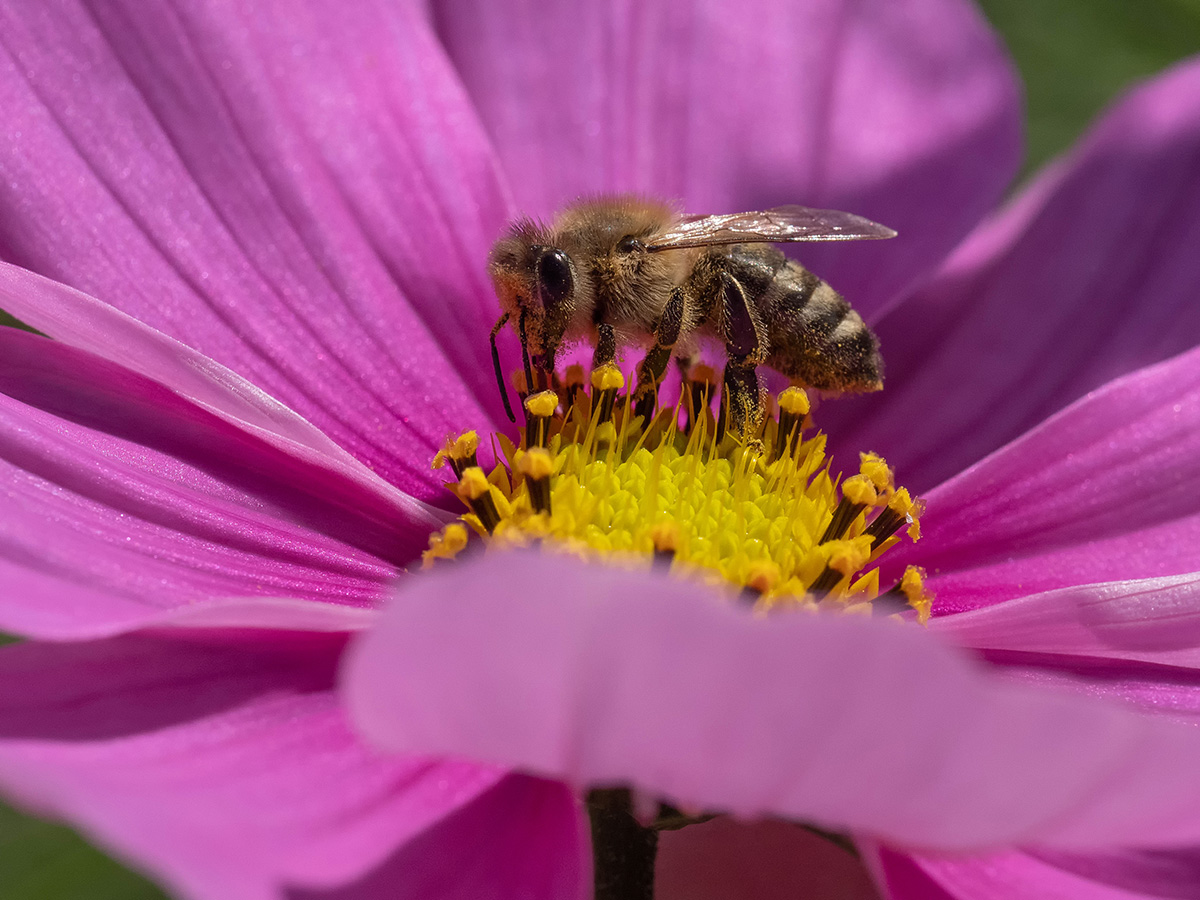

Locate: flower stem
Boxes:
[587,789,658,900]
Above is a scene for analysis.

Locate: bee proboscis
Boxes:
[487,195,895,435]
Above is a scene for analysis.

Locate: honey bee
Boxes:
[487,195,895,436]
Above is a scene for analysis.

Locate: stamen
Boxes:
[458,467,502,534]
[874,566,933,623]
[524,391,558,448]
[818,474,877,543]
[591,365,625,424]
[742,559,781,604]
[432,430,480,479]
[421,522,469,568]
[564,364,586,415]
[865,488,923,549]
[427,364,926,617]
[518,447,554,514]
[772,387,810,462]
[650,521,681,568]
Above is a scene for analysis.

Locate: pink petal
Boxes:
[0,632,526,900]
[825,56,1200,490]
[887,343,1200,612]
[933,574,1200,663]
[344,552,1200,852]
[432,0,1021,318]
[0,327,427,638]
[0,1,511,497]
[289,775,588,900]
[0,263,445,531]
[876,845,1200,900]
[657,818,879,900]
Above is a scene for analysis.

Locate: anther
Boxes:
[433,431,480,479]
[518,448,554,514]
[591,364,625,424]
[809,539,871,598]
[649,521,680,568]
[524,391,558,448]
[421,522,469,568]
[458,467,502,534]
[859,452,894,495]
[564,364,586,414]
[741,559,780,604]
[819,474,877,543]
[864,488,922,548]
[511,370,530,407]
[772,387,810,462]
[874,566,932,622]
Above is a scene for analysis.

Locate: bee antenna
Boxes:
[490,312,516,423]
[517,310,535,395]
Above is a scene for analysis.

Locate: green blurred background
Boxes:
[2,1,1200,896]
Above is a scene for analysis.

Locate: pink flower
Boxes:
[0,2,1198,900]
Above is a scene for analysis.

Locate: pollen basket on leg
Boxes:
[424,369,929,620]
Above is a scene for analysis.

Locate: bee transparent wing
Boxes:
[645,205,896,252]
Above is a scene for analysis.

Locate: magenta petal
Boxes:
[0,328,432,638]
[433,0,1021,317]
[826,56,1200,489]
[290,775,588,900]
[879,846,1200,900]
[0,632,511,900]
[0,263,446,526]
[0,1,511,495]
[888,344,1200,612]
[345,552,1200,851]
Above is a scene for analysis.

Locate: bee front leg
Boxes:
[717,273,766,441]
[632,289,685,421]
[593,323,617,369]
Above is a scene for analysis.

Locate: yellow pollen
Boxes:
[524,390,559,419]
[427,366,928,617]
[422,522,469,568]
[517,447,555,480]
[778,386,810,416]
[840,474,878,507]
[591,364,626,391]
[458,466,492,501]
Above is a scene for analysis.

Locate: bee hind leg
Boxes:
[633,289,685,421]
[717,273,766,441]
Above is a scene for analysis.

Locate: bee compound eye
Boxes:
[536,248,574,306]
[616,235,645,254]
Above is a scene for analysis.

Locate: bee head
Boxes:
[488,224,579,373]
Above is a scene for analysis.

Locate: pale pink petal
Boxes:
[0,1,511,497]
[344,552,1200,851]
[657,817,879,900]
[826,56,1200,489]
[933,574,1200,664]
[0,328,427,638]
[877,845,1200,900]
[433,0,1021,317]
[0,632,520,900]
[0,263,446,529]
[887,344,1200,612]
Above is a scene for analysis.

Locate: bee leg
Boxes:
[717,273,766,441]
[633,289,685,421]
[593,322,617,369]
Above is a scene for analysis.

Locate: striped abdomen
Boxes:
[708,245,882,393]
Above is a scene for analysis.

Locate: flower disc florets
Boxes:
[427,363,930,620]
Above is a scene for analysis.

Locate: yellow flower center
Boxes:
[426,363,930,620]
